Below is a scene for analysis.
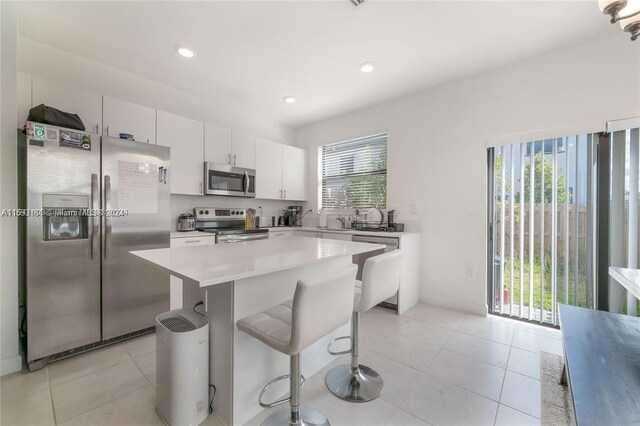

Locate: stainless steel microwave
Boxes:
[204,162,256,198]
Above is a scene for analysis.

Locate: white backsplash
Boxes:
[170,194,298,231]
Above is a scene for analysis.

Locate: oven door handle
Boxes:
[218,234,267,243]
[243,171,249,195]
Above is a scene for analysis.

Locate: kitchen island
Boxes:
[131,237,385,425]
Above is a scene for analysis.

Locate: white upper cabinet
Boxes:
[282,145,307,201]
[255,138,307,201]
[231,131,256,169]
[32,77,103,134]
[204,126,255,169]
[255,138,283,200]
[204,122,232,165]
[156,111,204,195]
[103,96,156,144]
[17,73,32,127]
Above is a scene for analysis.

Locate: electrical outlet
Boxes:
[466,266,476,281]
[466,203,476,216]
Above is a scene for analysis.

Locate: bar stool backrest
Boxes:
[359,250,403,312]
[288,264,357,355]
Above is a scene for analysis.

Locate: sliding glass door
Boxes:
[488,135,598,325]
[608,127,640,315]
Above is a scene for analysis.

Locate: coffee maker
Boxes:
[283,206,303,227]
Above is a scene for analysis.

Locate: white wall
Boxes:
[1,1,22,375]
[295,34,640,315]
[18,37,293,145]
[17,37,298,231]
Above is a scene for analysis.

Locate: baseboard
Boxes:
[420,294,488,316]
[1,355,23,376]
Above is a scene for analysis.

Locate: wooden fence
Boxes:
[494,203,586,258]
[494,203,639,259]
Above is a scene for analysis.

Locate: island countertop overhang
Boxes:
[130,236,386,287]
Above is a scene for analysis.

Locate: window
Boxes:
[321,132,387,211]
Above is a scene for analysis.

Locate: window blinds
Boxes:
[321,133,387,211]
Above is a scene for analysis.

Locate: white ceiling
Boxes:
[17,1,615,129]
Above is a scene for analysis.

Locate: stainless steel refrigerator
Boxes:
[21,121,170,369]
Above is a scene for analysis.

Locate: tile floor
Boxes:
[0,304,562,426]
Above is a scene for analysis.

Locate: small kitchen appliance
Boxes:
[283,205,303,227]
[194,207,268,243]
[258,216,274,228]
[177,213,196,232]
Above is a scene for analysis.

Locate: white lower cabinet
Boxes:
[169,234,216,309]
[157,111,204,195]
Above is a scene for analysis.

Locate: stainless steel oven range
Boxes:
[194,207,268,243]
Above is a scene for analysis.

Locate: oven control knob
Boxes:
[233,211,238,215]
[205,210,209,215]
[199,210,204,215]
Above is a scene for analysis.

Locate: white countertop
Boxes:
[264,226,417,237]
[131,237,385,287]
[609,267,640,301]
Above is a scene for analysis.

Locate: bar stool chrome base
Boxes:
[262,406,330,426]
[325,364,384,402]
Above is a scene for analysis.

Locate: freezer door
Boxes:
[25,123,101,361]
[101,137,170,339]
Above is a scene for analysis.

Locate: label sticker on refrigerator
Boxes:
[33,124,46,140]
[59,130,91,151]
[117,161,158,214]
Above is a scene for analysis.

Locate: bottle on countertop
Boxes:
[318,208,328,228]
[245,209,256,230]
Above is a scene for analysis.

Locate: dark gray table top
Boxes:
[559,304,640,426]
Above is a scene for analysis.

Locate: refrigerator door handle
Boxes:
[90,173,99,260]
[104,175,112,259]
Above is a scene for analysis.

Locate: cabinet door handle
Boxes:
[199,182,203,194]
[95,123,100,134]
[105,125,110,136]
[233,154,237,165]
[228,153,232,164]
[284,189,287,199]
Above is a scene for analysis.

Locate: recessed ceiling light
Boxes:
[284,96,296,104]
[176,47,194,58]
[360,62,375,73]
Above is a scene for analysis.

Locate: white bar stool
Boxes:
[325,250,402,402]
[237,265,357,426]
